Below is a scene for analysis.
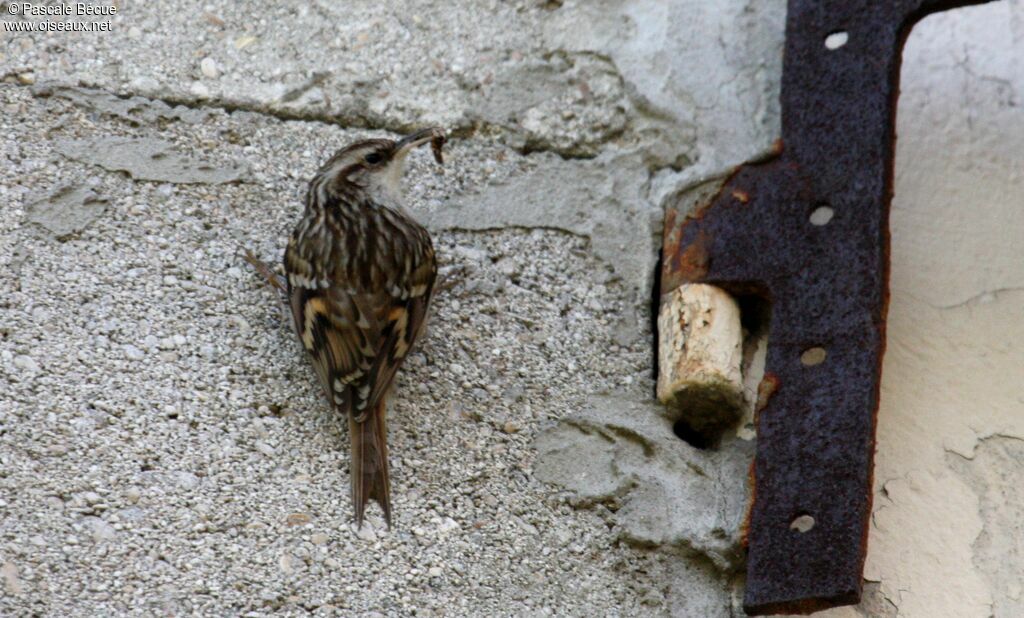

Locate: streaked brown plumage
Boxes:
[283,128,444,527]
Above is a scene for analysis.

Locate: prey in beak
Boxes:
[394,127,447,165]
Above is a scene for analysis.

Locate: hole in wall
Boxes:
[825,31,849,50]
[738,293,771,440]
[790,514,816,533]
[672,418,716,450]
[649,248,663,391]
[800,346,827,366]
[737,293,772,341]
[809,204,834,226]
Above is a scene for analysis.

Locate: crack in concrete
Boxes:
[24,80,615,161]
[927,286,1024,310]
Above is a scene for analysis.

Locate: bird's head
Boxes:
[314,127,445,202]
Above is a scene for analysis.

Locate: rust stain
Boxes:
[662,221,712,293]
[754,373,780,414]
[741,457,756,551]
[662,208,678,243]
[672,231,709,282]
[661,163,751,294]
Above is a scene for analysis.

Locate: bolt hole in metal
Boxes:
[824,30,849,50]
[809,205,834,226]
[790,514,816,533]
[800,347,827,367]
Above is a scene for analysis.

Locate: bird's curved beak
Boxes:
[394,127,446,164]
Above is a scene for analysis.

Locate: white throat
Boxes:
[369,154,408,204]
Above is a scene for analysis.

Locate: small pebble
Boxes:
[285,513,312,527]
[13,355,39,372]
[279,552,293,573]
[84,517,117,542]
[190,82,210,98]
[355,523,377,543]
[1,562,24,595]
[123,345,145,361]
[200,57,219,79]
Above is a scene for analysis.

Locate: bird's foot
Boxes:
[242,248,293,331]
[242,248,286,292]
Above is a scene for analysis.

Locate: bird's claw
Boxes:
[242,248,287,292]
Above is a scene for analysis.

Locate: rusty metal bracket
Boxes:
[660,0,997,614]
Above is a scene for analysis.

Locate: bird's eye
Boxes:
[364,152,384,164]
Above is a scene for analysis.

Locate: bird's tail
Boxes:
[349,400,391,528]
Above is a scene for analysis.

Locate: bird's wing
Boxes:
[287,283,378,415]
[362,252,436,416]
[286,234,436,423]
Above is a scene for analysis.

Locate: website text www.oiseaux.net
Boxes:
[4,20,112,32]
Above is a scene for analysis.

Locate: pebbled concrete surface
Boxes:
[0,84,662,616]
[0,0,783,167]
[1,0,783,611]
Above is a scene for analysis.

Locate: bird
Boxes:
[270,128,445,528]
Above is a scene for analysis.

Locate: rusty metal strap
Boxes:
[661,0,997,613]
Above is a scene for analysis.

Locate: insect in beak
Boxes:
[394,127,446,165]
